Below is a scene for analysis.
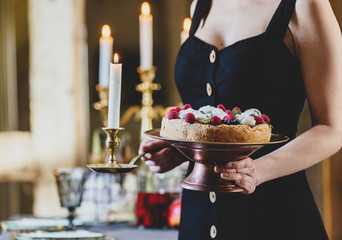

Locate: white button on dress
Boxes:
[206,83,212,96]
[209,192,216,203]
[210,50,216,63]
[210,225,217,238]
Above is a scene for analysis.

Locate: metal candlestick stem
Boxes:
[103,127,124,168]
[87,127,138,173]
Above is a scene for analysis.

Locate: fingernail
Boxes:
[222,173,229,178]
[145,153,152,158]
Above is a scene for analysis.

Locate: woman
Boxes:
[139,0,342,239]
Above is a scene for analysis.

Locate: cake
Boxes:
[160,104,272,143]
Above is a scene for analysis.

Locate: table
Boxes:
[0,223,178,240]
[88,224,178,240]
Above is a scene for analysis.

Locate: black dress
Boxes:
[174,0,329,239]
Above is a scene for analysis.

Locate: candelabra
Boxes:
[93,66,165,142]
[120,66,165,141]
[93,84,109,127]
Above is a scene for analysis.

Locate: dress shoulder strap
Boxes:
[266,0,297,40]
[189,0,211,36]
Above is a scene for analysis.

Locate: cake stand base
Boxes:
[181,163,244,192]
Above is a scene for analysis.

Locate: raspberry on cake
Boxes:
[217,104,226,112]
[261,114,270,123]
[254,116,264,125]
[223,114,236,123]
[185,113,196,123]
[161,104,272,143]
[210,116,222,125]
[167,109,179,120]
[174,106,182,112]
[182,104,192,110]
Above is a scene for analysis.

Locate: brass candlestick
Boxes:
[89,66,164,173]
[120,66,164,141]
[87,127,138,173]
[103,127,124,168]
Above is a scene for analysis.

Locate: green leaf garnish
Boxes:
[232,109,240,116]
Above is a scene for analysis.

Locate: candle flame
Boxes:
[114,53,119,64]
[141,2,150,16]
[102,24,111,37]
[183,18,191,32]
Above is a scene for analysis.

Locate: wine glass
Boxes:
[54,167,87,230]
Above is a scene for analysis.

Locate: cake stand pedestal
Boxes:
[145,129,288,192]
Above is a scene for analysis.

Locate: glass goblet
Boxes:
[54,167,87,230]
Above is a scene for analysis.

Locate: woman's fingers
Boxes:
[140,145,181,173]
[226,158,254,169]
[146,159,174,173]
[139,139,171,154]
[142,147,171,162]
[144,149,171,166]
[220,171,246,181]
[214,157,257,194]
[220,172,256,194]
[149,163,171,173]
[214,164,256,176]
[214,158,255,174]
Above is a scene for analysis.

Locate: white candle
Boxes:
[108,53,122,128]
[99,24,113,88]
[181,18,191,45]
[139,2,153,70]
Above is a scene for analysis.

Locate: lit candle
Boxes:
[181,18,191,45]
[108,53,122,128]
[99,24,113,88]
[139,2,153,70]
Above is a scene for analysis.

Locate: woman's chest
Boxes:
[194,0,282,50]
[174,35,301,110]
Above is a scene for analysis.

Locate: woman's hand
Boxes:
[214,157,259,194]
[139,139,185,173]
